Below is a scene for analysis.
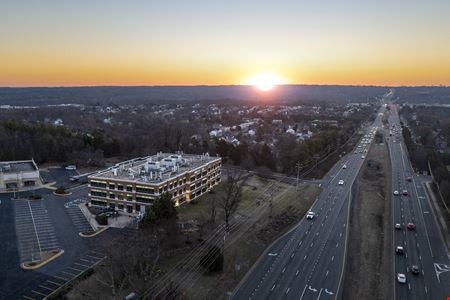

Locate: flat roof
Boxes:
[90,153,220,185]
[0,160,37,173]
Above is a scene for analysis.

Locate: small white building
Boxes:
[0,160,41,191]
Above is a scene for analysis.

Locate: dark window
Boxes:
[91,181,107,188]
[91,191,107,197]
[117,185,124,191]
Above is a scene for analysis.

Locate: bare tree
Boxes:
[218,170,246,232]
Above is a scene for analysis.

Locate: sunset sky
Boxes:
[1,0,450,87]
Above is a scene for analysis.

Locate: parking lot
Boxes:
[64,199,94,234]
[14,200,60,263]
[21,249,105,300]
[0,180,112,299]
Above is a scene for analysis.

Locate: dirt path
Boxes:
[342,140,392,300]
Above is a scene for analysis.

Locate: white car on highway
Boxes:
[393,190,399,196]
[342,164,347,169]
[338,180,344,185]
[306,211,315,220]
[397,273,407,283]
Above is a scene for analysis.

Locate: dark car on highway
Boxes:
[407,223,416,230]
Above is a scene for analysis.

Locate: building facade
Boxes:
[87,153,221,215]
[0,159,41,191]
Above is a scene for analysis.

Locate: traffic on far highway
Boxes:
[388,104,450,299]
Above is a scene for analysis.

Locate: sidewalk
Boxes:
[78,203,102,231]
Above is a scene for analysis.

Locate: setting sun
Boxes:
[244,72,286,91]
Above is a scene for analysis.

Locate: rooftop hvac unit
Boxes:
[112,168,118,176]
[162,158,177,168]
[145,161,161,171]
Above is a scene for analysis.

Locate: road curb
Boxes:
[79,226,109,238]
[20,248,64,270]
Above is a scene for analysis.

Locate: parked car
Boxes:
[338,180,344,185]
[395,223,401,230]
[402,190,409,196]
[393,190,399,196]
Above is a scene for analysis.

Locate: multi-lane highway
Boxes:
[233,111,385,299]
[388,104,450,299]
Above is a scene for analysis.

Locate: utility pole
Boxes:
[296,162,303,188]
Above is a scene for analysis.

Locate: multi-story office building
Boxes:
[0,159,41,191]
[87,153,221,214]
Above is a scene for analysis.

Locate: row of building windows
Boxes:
[90,177,220,203]
[89,170,220,195]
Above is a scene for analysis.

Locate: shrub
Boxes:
[55,187,66,194]
[96,214,108,225]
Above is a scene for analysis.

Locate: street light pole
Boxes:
[296,162,302,188]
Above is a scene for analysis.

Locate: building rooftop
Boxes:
[90,153,220,184]
[0,160,38,173]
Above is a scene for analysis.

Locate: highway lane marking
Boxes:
[285,287,290,294]
[336,243,339,248]
[22,296,34,300]
[325,270,329,277]
[296,269,299,276]
[271,284,276,291]
[291,253,295,258]
[331,256,334,261]
[299,284,308,300]
[304,255,307,260]
[282,267,286,273]
[316,288,323,299]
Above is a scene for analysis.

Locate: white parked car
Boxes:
[342,164,347,169]
[397,273,407,283]
[393,190,399,196]
[361,155,365,159]
[306,211,315,220]
[338,180,344,185]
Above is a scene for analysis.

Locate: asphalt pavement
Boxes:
[388,104,450,300]
[233,109,385,300]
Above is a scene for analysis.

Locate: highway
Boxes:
[233,110,385,300]
[388,104,450,300]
